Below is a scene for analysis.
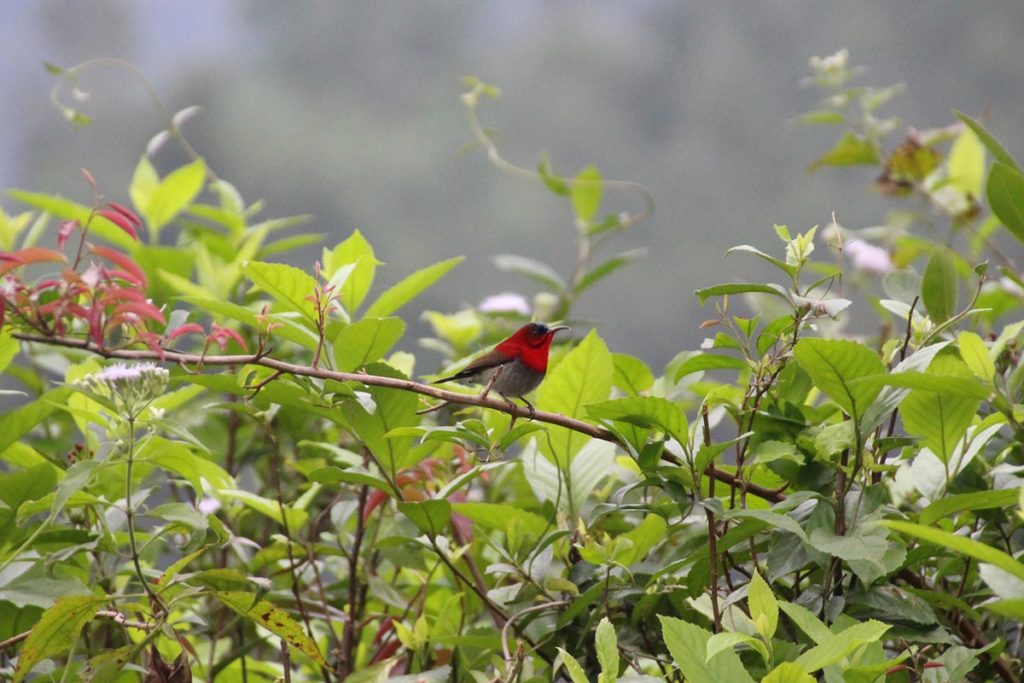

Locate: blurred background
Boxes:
[2,2,1023,370]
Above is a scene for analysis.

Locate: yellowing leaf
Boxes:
[214,591,327,666]
[14,596,102,682]
[948,126,986,198]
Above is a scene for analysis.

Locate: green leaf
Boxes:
[538,154,571,196]
[659,616,756,683]
[921,246,959,323]
[178,296,320,351]
[794,620,890,672]
[0,574,92,609]
[129,154,160,216]
[139,436,233,493]
[450,502,549,538]
[334,317,405,372]
[586,396,686,444]
[220,489,308,531]
[0,387,72,453]
[307,466,394,495]
[722,508,808,542]
[323,230,379,314]
[808,131,880,171]
[616,514,668,566]
[612,353,654,394]
[778,601,831,643]
[13,595,102,682]
[705,632,765,666]
[947,126,986,198]
[0,328,17,375]
[880,519,1024,581]
[955,112,1020,171]
[899,355,980,463]
[7,190,136,251]
[0,464,58,517]
[242,260,319,322]
[137,158,207,237]
[761,662,815,683]
[341,659,398,683]
[595,617,619,683]
[364,256,463,318]
[695,282,787,304]
[574,248,647,294]
[343,363,420,477]
[537,330,613,466]
[919,488,1020,526]
[557,648,591,683]
[398,499,451,537]
[807,524,898,582]
[748,571,778,640]
[792,338,885,422]
[849,369,989,400]
[213,591,327,666]
[987,162,1024,243]
[572,165,603,223]
[957,331,995,382]
[674,353,747,382]
[727,244,797,276]
[493,254,567,292]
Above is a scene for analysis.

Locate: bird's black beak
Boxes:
[549,325,570,335]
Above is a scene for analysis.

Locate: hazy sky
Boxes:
[2,3,1022,368]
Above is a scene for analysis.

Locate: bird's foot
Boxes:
[506,398,519,429]
[522,397,537,421]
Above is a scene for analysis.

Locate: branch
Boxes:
[897,569,1020,683]
[14,332,785,502]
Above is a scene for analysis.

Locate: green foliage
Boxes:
[0,53,1022,683]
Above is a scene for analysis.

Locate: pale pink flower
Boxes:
[844,239,893,274]
[479,292,530,315]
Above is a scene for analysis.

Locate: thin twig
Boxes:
[702,405,722,634]
[14,332,786,502]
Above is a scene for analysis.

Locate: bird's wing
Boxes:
[433,348,512,384]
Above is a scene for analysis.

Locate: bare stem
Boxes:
[14,332,786,503]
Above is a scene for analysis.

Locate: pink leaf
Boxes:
[96,210,139,241]
[88,245,147,288]
[167,323,205,341]
[58,220,79,250]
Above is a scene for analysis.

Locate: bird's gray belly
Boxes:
[486,357,544,398]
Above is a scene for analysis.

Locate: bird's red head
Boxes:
[495,322,570,372]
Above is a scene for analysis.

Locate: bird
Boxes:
[433,322,570,420]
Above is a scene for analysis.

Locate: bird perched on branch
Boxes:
[434,322,569,420]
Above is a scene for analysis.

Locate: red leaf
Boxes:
[80,168,98,191]
[167,323,205,341]
[89,245,147,287]
[100,286,147,303]
[372,617,396,645]
[96,210,139,241]
[0,247,68,277]
[136,332,167,360]
[363,489,389,524]
[88,305,104,346]
[209,324,248,352]
[12,247,67,265]
[369,637,402,664]
[107,202,143,230]
[113,301,166,325]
